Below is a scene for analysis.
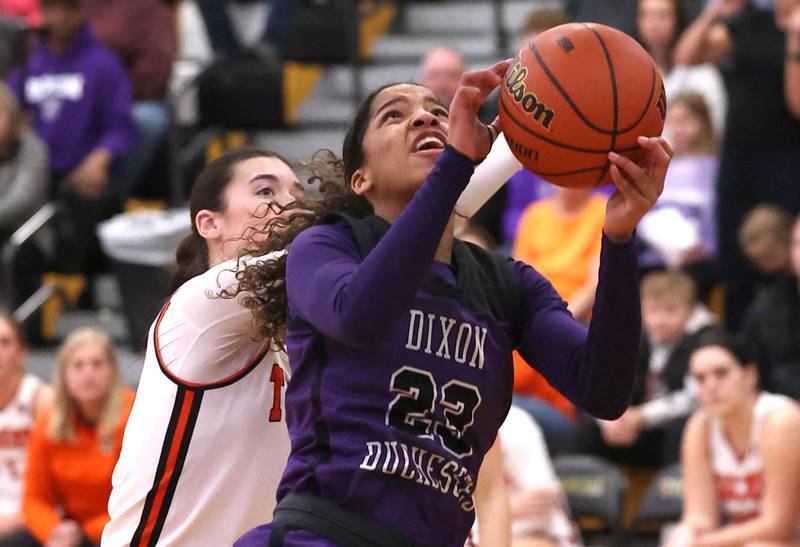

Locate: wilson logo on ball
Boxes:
[505,62,554,130]
[656,83,667,120]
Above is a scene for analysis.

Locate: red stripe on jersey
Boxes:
[152,301,271,390]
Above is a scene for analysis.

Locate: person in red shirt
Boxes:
[17,328,133,547]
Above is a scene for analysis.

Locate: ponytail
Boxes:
[170,231,210,291]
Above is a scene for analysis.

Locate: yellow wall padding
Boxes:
[283,62,323,125]
[360,2,397,59]
[40,273,86,341]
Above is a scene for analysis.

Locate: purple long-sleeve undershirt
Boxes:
[286,146,640,419]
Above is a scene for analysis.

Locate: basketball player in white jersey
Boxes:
[102,148,299,547]
[0,312,50,545]
[666,332,800,547]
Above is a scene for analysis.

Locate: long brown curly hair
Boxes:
[228,83,424,344]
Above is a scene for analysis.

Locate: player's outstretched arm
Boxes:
[514,137,672,419]
[286,63,513,347]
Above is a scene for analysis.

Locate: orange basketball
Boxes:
[499,22,666,188]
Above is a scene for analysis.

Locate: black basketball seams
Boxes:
[528,32,613,135]
[586,24,618,185]
[534,164,609,177]
[616,64,657,134]
[500,93,640,156]
[528,26,658,135]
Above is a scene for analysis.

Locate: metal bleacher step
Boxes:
[371,33,497,62]
[401,0,563,36]
[255,126,349,162]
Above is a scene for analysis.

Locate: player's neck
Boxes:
[721,393,758,445]
[0,370,23,411]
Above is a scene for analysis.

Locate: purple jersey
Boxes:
[240,147,641,547]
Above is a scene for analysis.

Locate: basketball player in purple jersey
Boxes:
[235,60,673,546]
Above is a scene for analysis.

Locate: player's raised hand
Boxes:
[447,59,512,162]
[603,136,673,243]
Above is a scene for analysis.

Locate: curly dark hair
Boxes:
[228,82,436,345]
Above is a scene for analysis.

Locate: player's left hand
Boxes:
[603,136,673,243]
[448,59,512,162]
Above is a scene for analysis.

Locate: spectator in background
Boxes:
[636,0,727,137]
[511,185,605,452]
[0,82,47,235]
[0,0,40,26]
[20,328,133,547]
[738,214,800,400]
[418,46,463,109]
[638,92,718,301]
[576,272,718,467]
[513,185,605,323]
[566,0,705,37]
[674,0,800,331]
[472,407,582,547]
[195,0,299,61]
[738,204,794,282]
[0,82,48,312]
[665,332,800,547]
[83,0,175,197]
[0,312,50,547]
[8,0,136,279]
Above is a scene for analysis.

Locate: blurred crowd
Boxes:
[0,0,799,546]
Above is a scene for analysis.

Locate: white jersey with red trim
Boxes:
[103,253,291,547]
[0,374,41,518]
[709,392,792,524]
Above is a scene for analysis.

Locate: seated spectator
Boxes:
[0,82,47,309]
[418,46,463,109]
[513,185,605,322]
[195,0,298,61]
[638,92,718,301]
[18,328,133,547]
[738,214,800,400]
[566,0,705,36]
[575,271,717,467]
[636,0,727,137]
[472,406,582,547]
[674,0,800,331]
[512,352,577,455]
[738,204,794,283]
[665,331,800,547]
[7,0,136,278]
[0,0,40,26]
[511,185,605,452]
[83,0,175,197]
[0,312,50,547]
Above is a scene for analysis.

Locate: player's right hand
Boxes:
[447,60,511,163]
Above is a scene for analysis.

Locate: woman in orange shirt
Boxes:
[19,328,133,547]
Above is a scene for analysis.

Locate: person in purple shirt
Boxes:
[7,0,135,275]
[233,60,672,547]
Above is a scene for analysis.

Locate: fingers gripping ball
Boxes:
[499,22,666,188]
